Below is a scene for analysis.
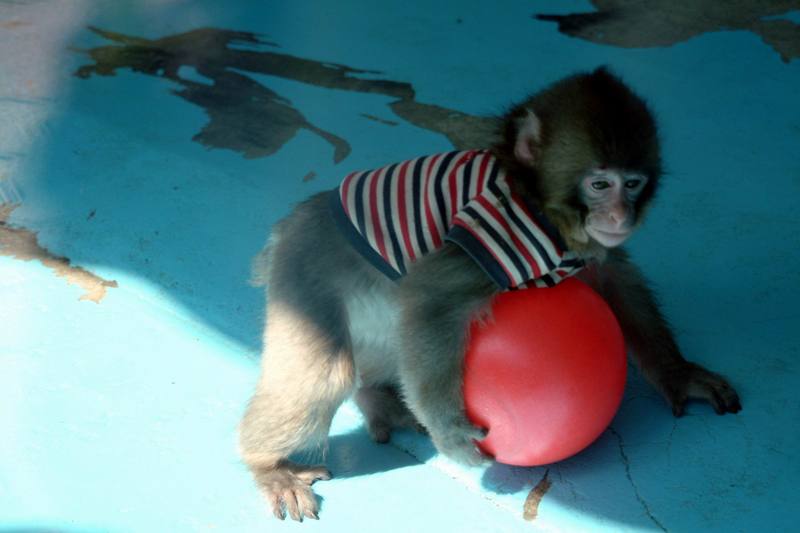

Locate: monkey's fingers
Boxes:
[717,381,741,414]
[293,465,332,485]
[663,387,687,417]
[661,362,742,417]
[295,487,320,520]
[693,379,741,415]
[256,464,326,520]
[267,492,286,521]
[282,489,302,521]
[434,421,491,466]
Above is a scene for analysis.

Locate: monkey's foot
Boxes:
[355,385,426,444]
[252,461,331,521]
[363,418,428,444]
[430,418,490,466]
[658,361,742,417]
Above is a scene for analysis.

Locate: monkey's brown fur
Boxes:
[495,68,661,254]
[240,68,741,521]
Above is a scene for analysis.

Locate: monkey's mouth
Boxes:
[586,227,631,247]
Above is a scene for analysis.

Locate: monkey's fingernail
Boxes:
[711,392,725,414]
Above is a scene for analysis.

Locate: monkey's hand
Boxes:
[252,461,331,521]
[654,361,742,417]
[428,416,490,466]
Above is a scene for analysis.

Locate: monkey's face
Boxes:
[579,168,648,248]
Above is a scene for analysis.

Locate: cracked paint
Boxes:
[0,204,118,303]
[554,467,580,503]
[666,418,680,467]
[536,0,800,63]
[609,427,668,532]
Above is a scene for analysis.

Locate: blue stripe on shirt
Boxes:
[446,225,511,289]
[486,177,559,272]
[352,170,369,239]
[411,157,428,256]
[461,204,530,285]
[461,155,477,207]
[329,189,402,280]
[433,151,459,231]
[381,163,406,274]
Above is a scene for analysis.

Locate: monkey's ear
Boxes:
[514,109,542,167]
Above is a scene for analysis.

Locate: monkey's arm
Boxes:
[581,249,741,416]
[397,244,497,465]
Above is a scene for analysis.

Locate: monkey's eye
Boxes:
[591,180,611,191]
[624,179,643,189]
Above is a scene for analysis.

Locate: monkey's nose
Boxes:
[607,205,629,229]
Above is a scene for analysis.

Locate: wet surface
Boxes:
[537,0,800,62]
[75,27,497,164]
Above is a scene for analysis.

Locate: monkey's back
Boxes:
[261,192,405,386]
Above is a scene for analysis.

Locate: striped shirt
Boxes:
[330,150,585,290]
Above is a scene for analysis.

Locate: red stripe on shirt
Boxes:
[476,152,491,193]
[341,171,356,216]
[449,152,474,219]
[424,153,443,248]
[396,160,416,262]
[368,167,389,261]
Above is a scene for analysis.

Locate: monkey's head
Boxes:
[493,67,662,253]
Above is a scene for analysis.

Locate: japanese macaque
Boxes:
[239,67,741,521]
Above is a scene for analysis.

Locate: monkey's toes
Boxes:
[368,423,391,444]
[292,464,332,484]
[255,462,330,521]
[267,485,319,521]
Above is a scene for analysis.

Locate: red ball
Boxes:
[463,277,626,466]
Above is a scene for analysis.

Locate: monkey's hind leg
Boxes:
[239,300,355,521]
[355,384,426,443]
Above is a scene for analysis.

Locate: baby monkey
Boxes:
[240,68,741,521]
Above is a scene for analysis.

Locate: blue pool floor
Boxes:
[1,1,799,531]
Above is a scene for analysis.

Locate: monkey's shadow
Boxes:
[300,427,436,514]
[316,372,670,528]
[300,373,670,529]
[320,428,437,481]
[479,371,670,529]
[321,409,661,531]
